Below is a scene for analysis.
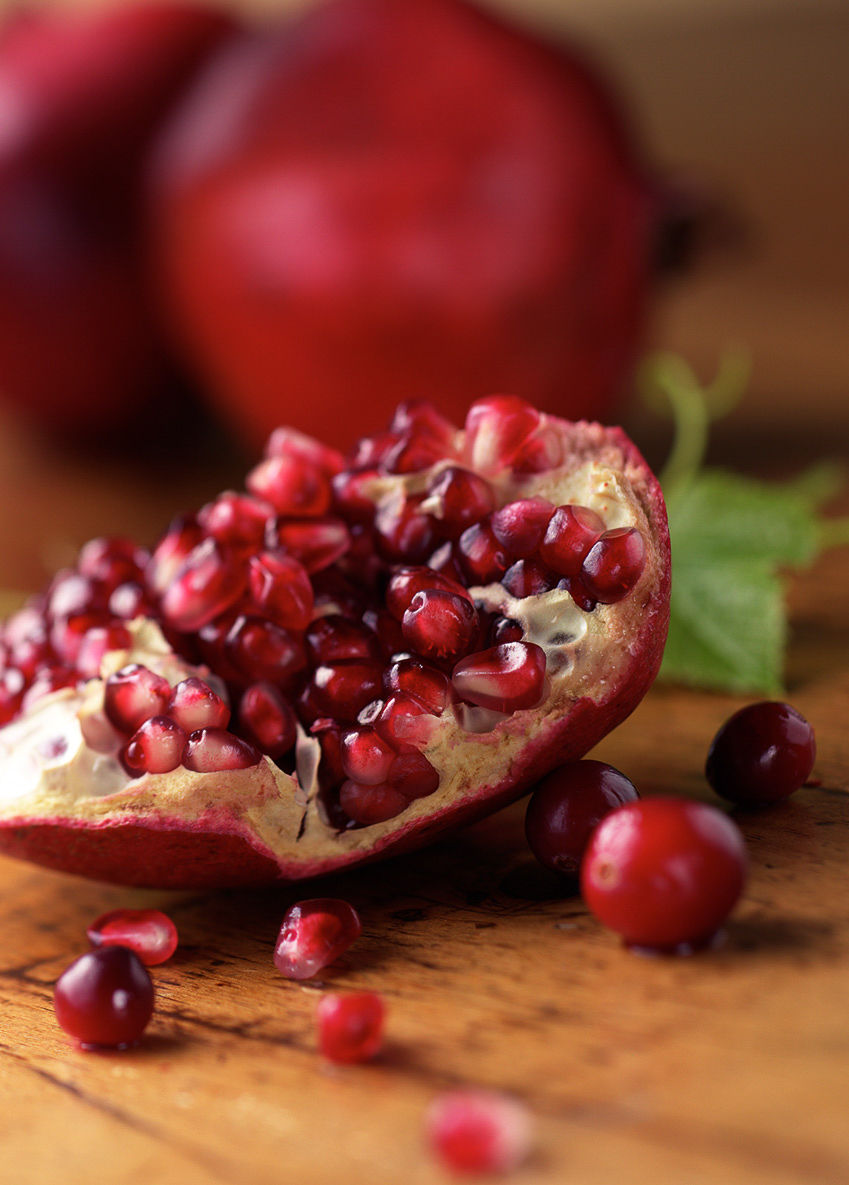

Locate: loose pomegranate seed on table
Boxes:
[315,991,385,1064]
[87,908,178,966]
[424,1088,534,1176]
[274,899,362,980]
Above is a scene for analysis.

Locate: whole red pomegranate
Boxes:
[0,396,669,888]
[149,0,661,452]
[0,0,240,438]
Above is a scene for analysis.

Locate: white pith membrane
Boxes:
[0,412,668,884]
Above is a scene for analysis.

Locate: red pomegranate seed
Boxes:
[464,395,541,475]
[22,666,78,711]
[75,624,132,679]
[160,539,248,633]
[197,491,273,551]
[382,435,446,475]
[264,425,345,475]
[427,541,466,584]
[0,667,25,724]
[49,611,109,665]
[5,614,50,680]
[489,615,524,645]
[425,1089,533,1176]
[374,495,439,564]
[305,615,382,665]
[385,566,472,622]
[339,779,410,825]
[266,516,351,573]
[340,726,397,785]
[77,537,147,590]
[347,430,401,471]
[559,575,598,613]
[457,520,512,585]
[238,682,297,758]
[108,581,156,620]
[194,612,248,686]
[490,496,555,558]
[360,607,406,658]
[79,706,124,754]
[316,991,385,1064]
[387,751,439,799]
[539,504,606,577]
[452,643,547,714]
[246,453,332,517]
[146,514,205,594]
[375,692,435,752]
[500,559,558,598]
[45,571,105,620]
[104,664,171,734]
[310,659,385,722]
[53,946,154,1049]
[581,527,646,603]
[273,898,362,980]
[424,466,496,540]
[183,728,262,772]
[88,908,178,966]
[389,399,458,448]
[167,677,230,733]
[402,589,479,663]
[330,469,379,524]
[120,716,188,776]
[247,551,314,630]
[383,656,452,716]
[225,615,306,683]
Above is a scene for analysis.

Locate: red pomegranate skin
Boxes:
[0,1,240,438]
[149,0,659,452]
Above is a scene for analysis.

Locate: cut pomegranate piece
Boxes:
[452,643,547,714]
[88,908,178,967]
[273,898,362,980]
[0,400,669,889]
[316,991,385,1064]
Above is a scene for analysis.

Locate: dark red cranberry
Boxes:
[525,760,639,878]
[581,797,748,953]
[705,701,816,805]
[53,946,154,1048]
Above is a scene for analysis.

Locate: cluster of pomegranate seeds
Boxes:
[424,1089,534,1176]
[0,395,650,829]
[273,898,362,980]
[87,908,179,966]
[315,991,385,1064]
[53,946,155,1049]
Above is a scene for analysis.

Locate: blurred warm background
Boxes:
[0,0,846,594]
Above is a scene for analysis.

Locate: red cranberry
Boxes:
[525,760,639,878]
[581,797,748,953]
[87,908,178,966]
[53,946,154,1048]
[705,701,816,805]
[273,898,362,980]
[316,991,385,1063]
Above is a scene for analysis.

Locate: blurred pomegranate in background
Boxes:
[0,1,240,440]
[148,0,670,453]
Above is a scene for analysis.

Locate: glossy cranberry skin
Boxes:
[53,946,154,1048]
[705,701,816,805]
[524,760,639,878]
[581,797,748,953]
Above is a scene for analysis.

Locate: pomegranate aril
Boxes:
[581,527,646,603]
[197,491,273,551]
[88,908,178,966]
[490,497,555,558]
[160,539,248,633]
[53,946,154,1049]
[77,537,148,590]
[385,566,472,622]
[104,664,171,734]
[238,682,297,758]
[525,760,639,878]
[50,611,110,666]
[489,616,524,645]
[375,692,436,753]
[360,607,405,659]
[424,466,496,540]
[246,453,332,517]
[382,434,446,475]
[75,624,132,679]
[182,728,262,772]
[464,395,541,475]
[266,516,351,573]
[389,399,458,449]
[247,551,314,630]
[427,541,466,584]
[425,1089,533,1176]
[457,520,512,585]
[384,656,452,716]
[22,666,78,711]
[452,643,547,714]
[225,615,306,683]
[339,779,410,825]
[264,425,345,475]
[347,430,401,472]
[316,991,385,1064]
[374,495,438,564]
[274,898,362,980]
[538,504,606,578]
[305,615,382,665]
[0,667,25,724]
[147,514,204,594]
[402,590,480,663]
[500,559,557,598]
[387,751,439,800]
[331,469,379,524]
[167,677,230,733]
[45,571,106,620]
[341,727,397,785]
[108,582,156,620]
[121,716,188,776]
[310,659,385,723]
[705,701,816,805]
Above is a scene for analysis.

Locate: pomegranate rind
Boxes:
[0,417,669,888]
